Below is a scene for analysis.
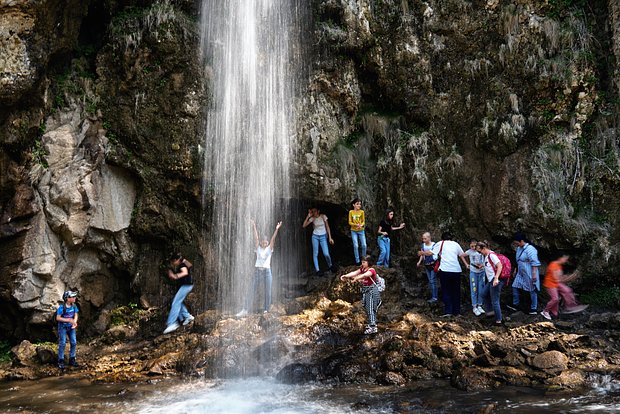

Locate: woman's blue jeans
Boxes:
[246,267,273,311]
[166,284,194,326]
[311,233,332,271]
[469,270,485,307]
[425,266,438,300]
[377,236,391,267]
[351,230,367,263]
[57,323,76,361]
[483,279,505,321]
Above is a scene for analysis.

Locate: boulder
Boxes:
[531,350,568,371]
[546,369,586,388]
[11,340,36,367]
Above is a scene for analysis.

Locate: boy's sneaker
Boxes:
[183,315,195,325]
[69,357,79,367]
[472,307,481,316]
[427,298,438,303]
[528,310,538,315]
[541,310,552,320]
[564,304,589,314]
[363,326,378,335]
[163,322,180,334]
[58,360,65,369]
[477,305,486,315]
[235,309,248,318]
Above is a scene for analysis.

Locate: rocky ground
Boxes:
[2,266,619,393]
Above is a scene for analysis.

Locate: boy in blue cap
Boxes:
[56,290,79,369]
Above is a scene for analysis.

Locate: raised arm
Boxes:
[168,266,189,280]
[269,221,282,248]
[251,219,259,247]
[350,269,375,283]
[302,210,313,228]
[340,268,361,281]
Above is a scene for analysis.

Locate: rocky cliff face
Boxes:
[298,0,620,278]
[0,0,206,340]
[1,0,619,341]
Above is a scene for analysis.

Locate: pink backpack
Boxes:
[488,252,512,281]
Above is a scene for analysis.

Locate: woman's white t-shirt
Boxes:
[255,246,273,269]
[310,215,328,236]
[431,240,465,273]
[483,252,501,282]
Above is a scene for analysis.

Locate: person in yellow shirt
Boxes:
[348,198,366,265]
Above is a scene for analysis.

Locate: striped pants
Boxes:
[361,285,381,327]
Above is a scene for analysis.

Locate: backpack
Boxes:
[488,252,512,281]
[375,275,386,292]
[422,243,436,265]
[369,268,386,292]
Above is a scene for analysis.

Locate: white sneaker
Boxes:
[477,306,486,315]
[364,326,378,334]
[473,307,481,316]
[163,322,180,334]
[541,310,552,320]
[235,309,248,317]
[183,315,195,325]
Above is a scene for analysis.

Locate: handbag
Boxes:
[433,241,444,273]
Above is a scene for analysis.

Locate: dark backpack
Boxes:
[422,243,436,266]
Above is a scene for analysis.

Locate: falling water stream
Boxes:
[200,0,303,317]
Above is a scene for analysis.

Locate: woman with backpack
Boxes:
[340,255,381,334]
[476,241,505,326]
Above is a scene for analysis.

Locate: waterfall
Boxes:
[199,1,304,318]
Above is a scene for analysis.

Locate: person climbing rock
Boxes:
[163,253,194,334]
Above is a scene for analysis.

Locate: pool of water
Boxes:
[1,375,619,413]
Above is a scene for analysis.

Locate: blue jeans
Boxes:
[425,266,438,300]
[483,279,505,321]
[351,230,367,263]
[311,233,332,272]
[57,323,76,361]
[512,286,538,311]
[377,236,391,267]
[166,284,194,326]
[246,267,272,311]
[469,271,485,307]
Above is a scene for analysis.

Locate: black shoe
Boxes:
[330,265,338,272]
[58,360,65,369]
[69,357,79,367]
[528,310,538,315]
[316,271,323,277]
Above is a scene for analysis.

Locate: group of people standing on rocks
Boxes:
[414,231,588,326]
[154,200,587,339]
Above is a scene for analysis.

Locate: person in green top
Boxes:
[348,198,366,265]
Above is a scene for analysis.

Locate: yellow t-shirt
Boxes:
[348,209,365,231]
